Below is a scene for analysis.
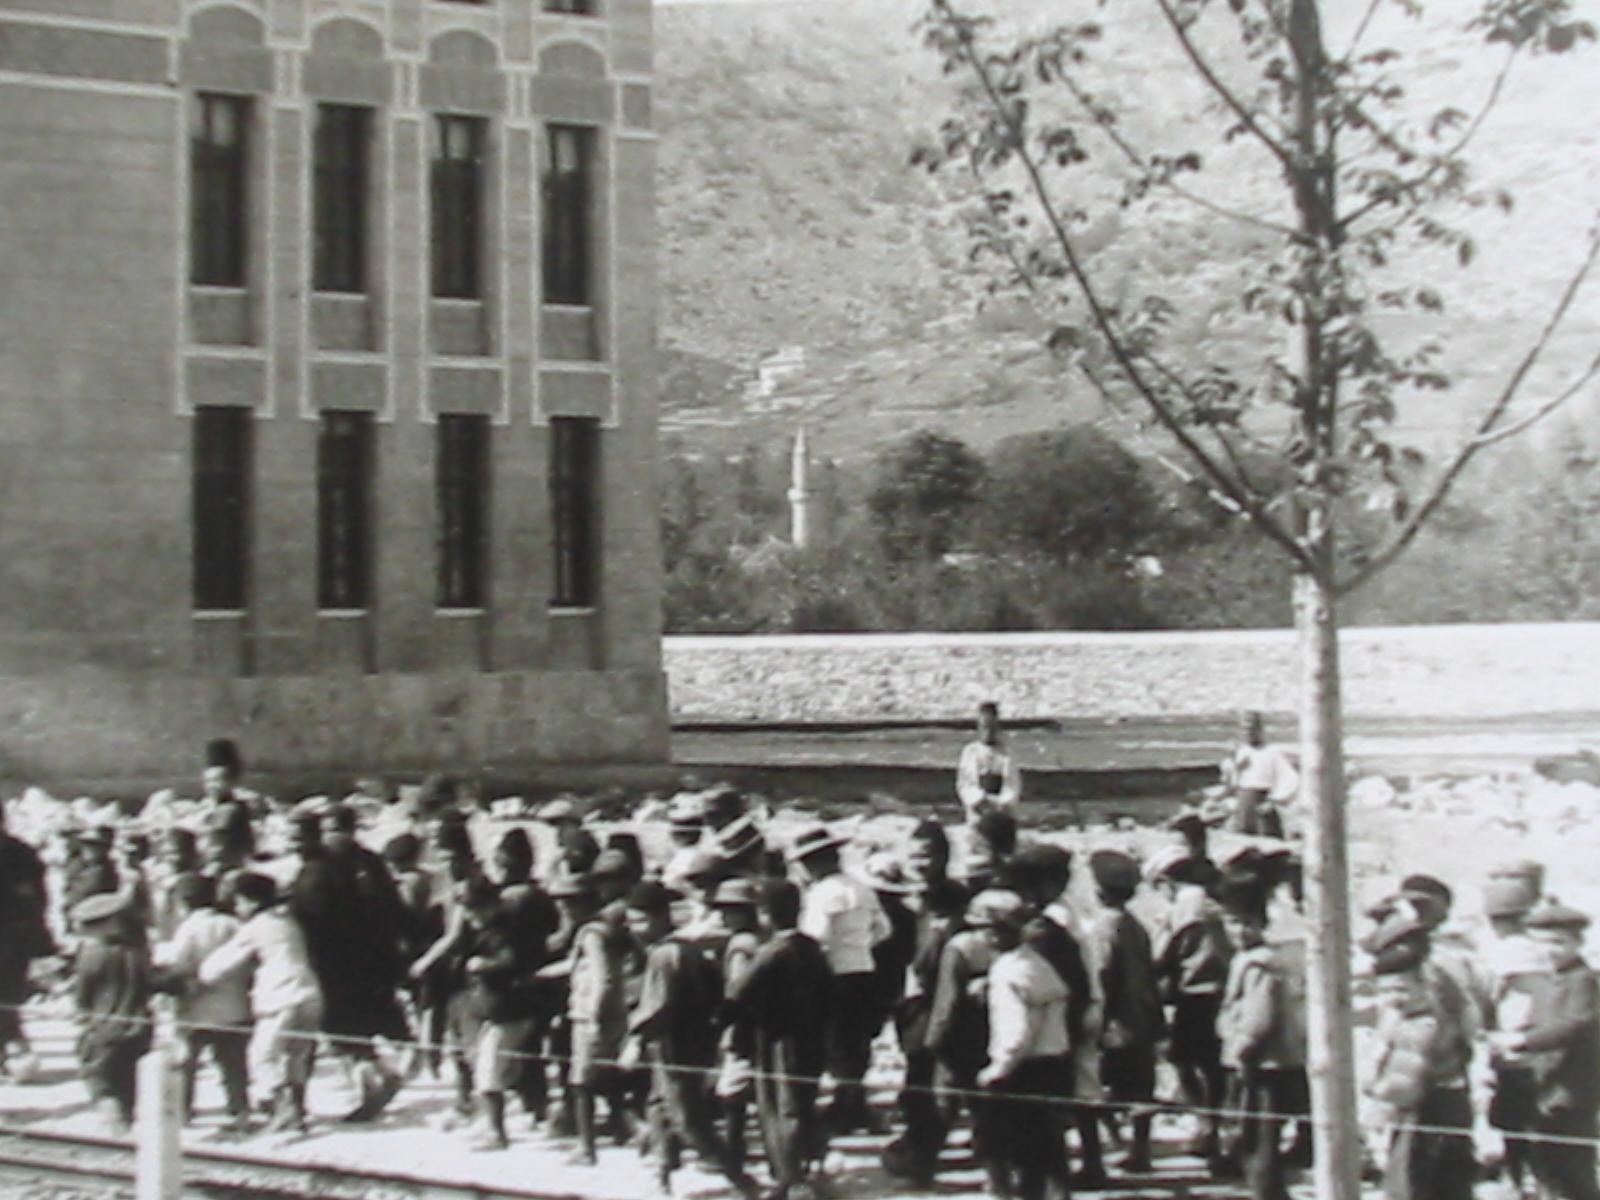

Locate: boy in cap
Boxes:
[728,879,832,1200]
[1364,911,1477,1200]
[625,880,760,1199]
[1149,846,1232,1172]
[1220,712,1296,837]
[791,824,890,1135]
[153,873,252,1130]
[72,891,152,1132]
[1215,869,1306,1200]
[977,887,1073,1200]
[1481,866,1554,1191]
[1499,904,1600,1200]
[711,877,763,1170]
[1090,849,1163,1176]
[200,872,324,1133]
[560,872,629,1164]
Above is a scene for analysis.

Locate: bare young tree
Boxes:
[913,0,1597,1194]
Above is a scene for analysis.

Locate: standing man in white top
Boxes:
[791,824,890,1134]
[1220,711,1297,837]
[956,701,1022,824]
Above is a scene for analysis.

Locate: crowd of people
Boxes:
[0,717,1596,1200]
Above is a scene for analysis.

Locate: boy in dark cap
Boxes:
[1364,911,1476,1200]
[1501,904,1600,1200]
[1215,869,1306,1200]
[1090,849,1163,1177]
[728,879,832,1200]
[626,880,759,1199]
[72,891,152,1132]
[711,877,763,1171]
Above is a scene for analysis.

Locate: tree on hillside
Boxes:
[984,425,1162,561]
[914,1,1598,1194]
[868,429,988,560]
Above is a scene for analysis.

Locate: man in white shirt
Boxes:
[200,872,324,1134]
[1221,711,1298,837]
[956,701,1022,824]
[791,824,890,1134]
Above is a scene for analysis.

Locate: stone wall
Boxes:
[0,668,668,787]
[663,624,1600,724]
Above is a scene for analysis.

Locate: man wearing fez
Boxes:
[956,701,1022,824]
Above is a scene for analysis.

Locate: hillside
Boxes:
[654,0,1600,464]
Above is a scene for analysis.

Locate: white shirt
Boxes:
[799,873,890,977]
[956,740,1022,818]
[200,908,322,1017]
[1224,744,1299,802]
[987,943,1070,1079]
[157,908,251,1027]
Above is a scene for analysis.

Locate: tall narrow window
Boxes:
[314,104,370,293]
[190,93,250,287]
[549,417,599,608]
[437,415,489,609]
[193,407,251,611]
[431,114,486,299]
[542,125,595,305]
[317,411,373,610]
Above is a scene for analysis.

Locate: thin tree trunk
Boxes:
[1295,567,1361,1200]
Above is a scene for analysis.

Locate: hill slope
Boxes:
[654,0,1600,463]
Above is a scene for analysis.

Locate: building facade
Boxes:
[0,0,667,781]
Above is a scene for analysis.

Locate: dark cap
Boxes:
[549,873,598,901]
[1089,849,1140,900]
[204,737,243,773]
[625,880,674,917]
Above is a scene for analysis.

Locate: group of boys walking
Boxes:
[4,734,1599,1200]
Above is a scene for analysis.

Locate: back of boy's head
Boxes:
[760,879,802,928]
[382,832,422,868]
[911,819,950,856]
[924,877,970,919]
[172,872,216,911]
[232,871,277,909]
[974,809,1019,856]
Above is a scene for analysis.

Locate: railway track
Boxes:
[0,1123,589,1200]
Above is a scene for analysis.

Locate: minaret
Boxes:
[788,427,816,548]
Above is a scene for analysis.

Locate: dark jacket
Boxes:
[1521,959,1600,1115]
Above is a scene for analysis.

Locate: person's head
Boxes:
[320,803,358,853]
[973,809,1018,860]
[1167,810,1209,856]
[79,826,113,862]
[624,880,675,945]
[759,879,802,933]
[561,827,601,876]
[1240,711,1265,747]
[788,825,846,882]
[976,701,1001,745]
[1216,872,1268,948]
[1399,874,1452,930]
[494,827,535,884]
[701,785,745,833]
[1001,843,1073,909]
[1484,875,1538,937]
[1526,905,1590,970]
[712,878,760,933]
[288,811,323,857]
[551,875,600,921]
[417,773,459,818]
[1090,849,1139,909]
[231,871,277,919]
[163,827,199,870]
[382,832,423,873]
[604,832,646,881]
[966,888,1028,952]
[458,875,502,927]
[908,819,951,883]
[431,809,473,862]
[202,737,244,798]
[171,871,217,917]
[592,848,638,903]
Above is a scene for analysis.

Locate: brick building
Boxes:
[0,0,668,783]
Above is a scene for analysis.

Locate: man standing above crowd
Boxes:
[1221,712,1297,837]
[957,701,1022,824]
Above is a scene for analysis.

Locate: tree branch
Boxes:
[1336,227,1600,594]
[1469,345,1600,450]
[1340,0,1386,65]
[936,0,1313,569]
[1055,70,1301,241]
[1151,0,1296,173]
